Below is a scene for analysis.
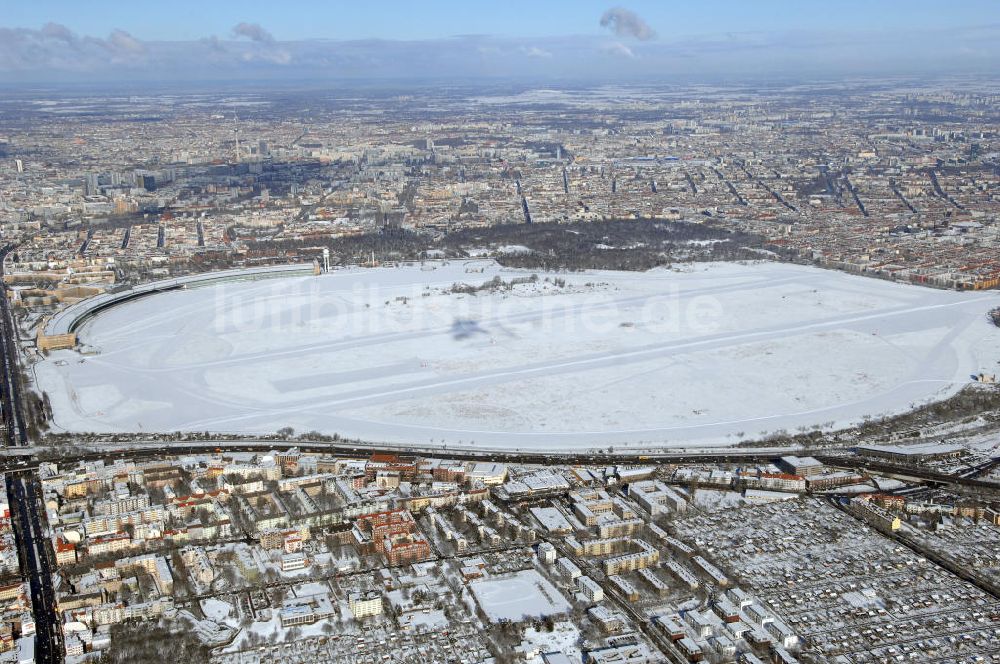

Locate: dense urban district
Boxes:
[0,79,998,288]
[0,77,998,664]
[3,442,1000,664]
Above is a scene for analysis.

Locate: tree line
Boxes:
[241,218,782,272]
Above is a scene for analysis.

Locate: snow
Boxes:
[691,489,746,512]
[201,597,234,622]
[529,507,573,533]
[218,596,340,654]
[397,608,448,632]
[177,609,237,647]
[293,582,331,597]
[469,569,572,623]
[522,621,583,663]
[497,244,532,254]
[34,260,1000,451]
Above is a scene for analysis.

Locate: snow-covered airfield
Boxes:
[35,260,1000,451]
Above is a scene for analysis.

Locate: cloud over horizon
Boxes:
[0,23,150,73]
[0,20,996,84]
[600,41,636,59]
[232,22,274,43]
[600,7,656,41]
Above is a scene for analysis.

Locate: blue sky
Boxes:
[4,0,998,41]
[1,2,998,82]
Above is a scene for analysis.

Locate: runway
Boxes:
[34,260,1000,450]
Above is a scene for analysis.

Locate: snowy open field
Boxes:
[469,569,571,623]
[34,260,1000,450]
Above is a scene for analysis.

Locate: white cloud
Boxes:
[518,46,553,59]
[108,29,145,54]
[0,23,996,82]
[600,41,636,59]
[0,24,149,72]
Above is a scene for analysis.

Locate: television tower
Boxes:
[233,115,241,163]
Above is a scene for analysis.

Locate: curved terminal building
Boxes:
[38,263,318,351]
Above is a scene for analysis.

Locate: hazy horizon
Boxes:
[1,1,998,84]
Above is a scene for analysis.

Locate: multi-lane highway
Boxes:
[0,244,27,447]
[7,475,60,661]
[0,244,62,663]
[816,454,1000,497]
[0,436,809,473]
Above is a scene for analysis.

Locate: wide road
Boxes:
[816,454,1000,496]
[0,244,62,663]
[7,475,61,662]
[0,437,799,473]
[0,244,27,446]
